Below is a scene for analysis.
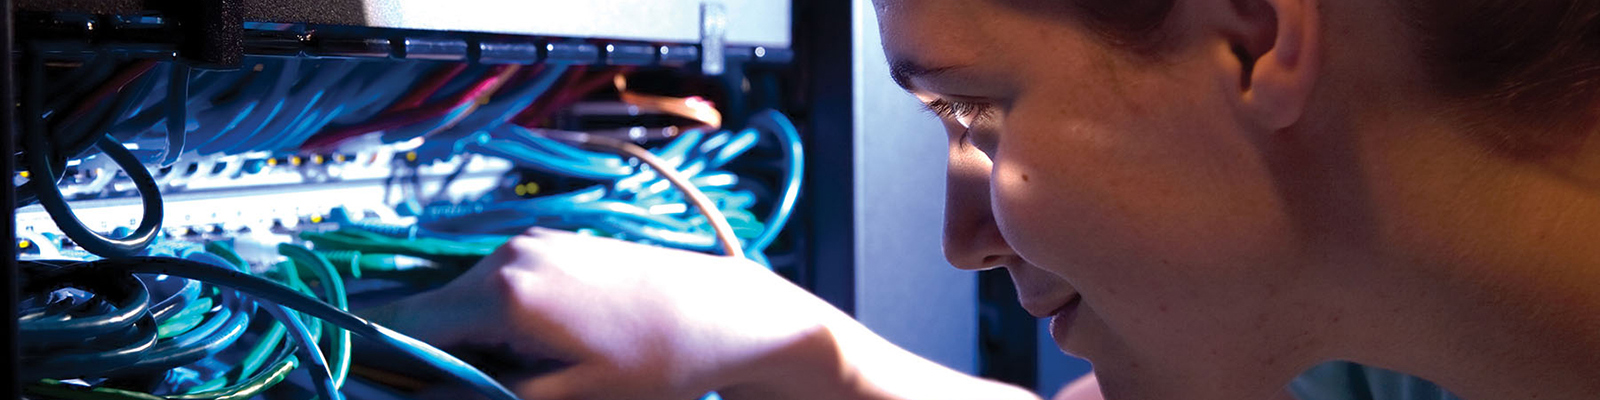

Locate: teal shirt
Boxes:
[1290,362,1464,400]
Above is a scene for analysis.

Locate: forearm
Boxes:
[718,287,1040,400]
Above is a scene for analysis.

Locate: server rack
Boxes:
[6,1,1055,398]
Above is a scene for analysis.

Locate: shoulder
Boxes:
[1289,362,1464,400]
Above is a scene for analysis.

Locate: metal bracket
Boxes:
[700,2,727,75]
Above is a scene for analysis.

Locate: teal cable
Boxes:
[277,243,351,388]
[29,257,520,400]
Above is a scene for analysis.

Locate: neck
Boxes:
[1327,119,1600,400]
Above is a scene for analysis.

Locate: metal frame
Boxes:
[3,0,19,396]
[16,0,791,47]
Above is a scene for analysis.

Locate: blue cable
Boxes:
[120,289,250,374]
[432,64,570,143]
[184,67,262,152]
[205,59,300,154]
[189,59,278,153]
[277,62,397,151]
[337,62,425,122]
[162,63,190,165]
[148,274,203,322]
[116,250,254,375]
[379,99,476,144]
[261,303,344,400]
[33,257,520,400]
[499,124,625,164]
[612,130,711,196]
[105,68,167,141]
[247,61,358,152]
[591,216,718,251]
[466,135,634,180]
[746,110,804,253]
[706,128,760,169]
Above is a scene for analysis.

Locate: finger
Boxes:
[415,383,480,400]
[511,364,602,400]
[520,226,573,239]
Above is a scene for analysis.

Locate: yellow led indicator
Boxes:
[334,154,347,163]
[310,215,324,223]
[18,239,31,249]
[290,156,303,166]
[405,152,418,162]
[514,185,528,196]
[266,158,278,166]
[313,155,325,164]
[19,171,29,179]
[524,182,540,195]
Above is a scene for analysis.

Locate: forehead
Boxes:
[873,0,1094,85]
[873,0,1006,71]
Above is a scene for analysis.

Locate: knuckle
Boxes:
[485,266,534,305]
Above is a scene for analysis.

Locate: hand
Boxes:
[362,227,833,400]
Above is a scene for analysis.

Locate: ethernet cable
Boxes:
[236,61,359,152]
[428,64,571,145]
[279,243,353,388]
[302,64,522,150]
[262,303,344,400]
[390,63,470,111]
[26,133,165,257]
[745,110,804,254]
[202,59,300,154]
[539,129,745,258]
[377,64,523,145]
[22,256,523,400]
[162,63,189,165]
[18,260,160,380]
[200,242,303,395]
[44,51,115,115]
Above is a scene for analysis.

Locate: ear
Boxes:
[1219,0,1321,130]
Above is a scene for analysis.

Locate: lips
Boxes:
[1022,292,1081,318]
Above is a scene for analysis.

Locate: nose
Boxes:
[943,142,1017,271]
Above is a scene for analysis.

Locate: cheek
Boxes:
[987,90,1302,360]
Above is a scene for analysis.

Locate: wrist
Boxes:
[711,271,868,399]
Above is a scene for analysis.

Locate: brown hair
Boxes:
[1072,0,1600,156]
[1402,0,1600,156]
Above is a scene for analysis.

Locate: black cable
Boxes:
[22,257,521,400]
[25,132,164,257]
[43,52,114,116]
[17,263,150,344]
[163,63,189,165]
[113,285,250,376]
[19,312,158,381]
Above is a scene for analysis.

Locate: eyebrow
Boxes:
[889,59,968,92]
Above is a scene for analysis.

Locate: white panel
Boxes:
[851,0,979,374]
[361,0,791,47]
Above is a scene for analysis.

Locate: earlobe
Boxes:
[1234,0,1321,131]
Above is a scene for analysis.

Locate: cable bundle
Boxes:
[19,254,521,400]
[18,45,803,400]
[413,110,803,263]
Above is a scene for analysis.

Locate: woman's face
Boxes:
[879,0,1339,398]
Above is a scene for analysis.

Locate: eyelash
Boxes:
[924,98,994,127]
[924,98,993,143]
